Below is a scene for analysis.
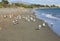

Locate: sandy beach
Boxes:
[0,8,60,41]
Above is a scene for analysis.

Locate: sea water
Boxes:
[34,8,60,36]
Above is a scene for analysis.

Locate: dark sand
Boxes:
[0,8,60,41]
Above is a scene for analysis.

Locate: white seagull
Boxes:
[38,25,42,29]
[43,23,46,27]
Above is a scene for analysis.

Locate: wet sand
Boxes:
[0,8,60,41]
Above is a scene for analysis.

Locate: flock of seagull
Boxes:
[3,14,46,30]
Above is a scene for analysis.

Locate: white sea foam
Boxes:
[46,14,57,19]
[42,13,46,15]
[42,13,60,20]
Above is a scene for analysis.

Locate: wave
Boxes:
[42,13,60,20]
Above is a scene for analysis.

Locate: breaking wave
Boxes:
[42,13,60,20]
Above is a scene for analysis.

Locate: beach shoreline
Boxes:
[33,8,60,37]
[0,8,60,41]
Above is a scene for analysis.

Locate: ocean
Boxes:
[34,8,60,36]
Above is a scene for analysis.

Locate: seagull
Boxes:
[9,15,12,18]
[12,20,16,25]
[30,17,36,22]
[3,15,7,18]
[36,25,42,30]
[15,19,18,22]
[25,17,28,20]
[43,23,46,27]
[12,20,19,25]
[30,17,33,20]
[27,19,30,22]
[38,25,42,29]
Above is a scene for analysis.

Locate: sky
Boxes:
[1,0,60,5]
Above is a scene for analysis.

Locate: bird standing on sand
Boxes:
[9,15,12,18]
[43,23,46,27]
[3,15,7,18]
[12,20,19,25]
[38,25,42,29]
[12,20,16,25]
[25,17,28,20]
[27,19,30,22]
[15,19,18,22]
[36,25,42,30]
[30,17,36,22]
[30,17,33,20]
